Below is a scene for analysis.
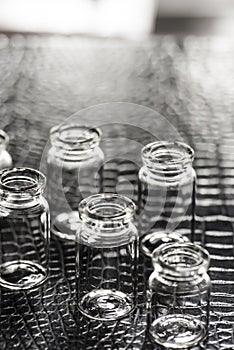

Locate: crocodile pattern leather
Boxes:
[0,34,234,349]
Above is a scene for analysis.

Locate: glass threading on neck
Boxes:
[152,243,210,281]
[79,193,136,230]
[78,194,137,248]
[141,141,194,181]
[0,168,46,200]
[50,124,101,161]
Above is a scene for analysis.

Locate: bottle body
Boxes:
[0,168,50,290]
[76,193,138,321]
[148,243,211,348]
[47,124,104,240]
[138,141,196,255]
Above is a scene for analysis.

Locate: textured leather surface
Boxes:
[0,34,234,349]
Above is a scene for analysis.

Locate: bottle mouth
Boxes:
[152,243,210,278]
[141,141,194,176]
[79,193,136,226]
[50,124,101,153]
[0,129,9,149]
[0,168,46,196]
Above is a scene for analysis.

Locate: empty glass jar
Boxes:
[0,129,12,170]
[0,167,50,290]
[47,124,104,240]
[138,141,196,256]
[148,242,211,349]
[76,193,138,321]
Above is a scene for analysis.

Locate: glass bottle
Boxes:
[0,167,50,290]
[76,193,138,321]
[148,242,211,349]
[138,141,196,256]
[47,124,104,240]
[0,129,12,170]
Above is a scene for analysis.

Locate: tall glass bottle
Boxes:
[148,242,211,348]
[138,141,196,256]
[0,129,12,170]
[76,193,138,321]
[47,124,104,240]
[0,167,50,290]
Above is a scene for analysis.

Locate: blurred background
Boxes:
[0,0,234,38]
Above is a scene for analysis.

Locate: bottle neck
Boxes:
[0,168,46,206]
[141,141,194,182]
[152,243,210,282]
[50,124,101,161]
[78,193,136,247]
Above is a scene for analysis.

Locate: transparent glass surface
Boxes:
[138,141,196,256]
[47,124,104,240]
[0,167,50,290]
[148,242,211,348]
[76,193,138,321]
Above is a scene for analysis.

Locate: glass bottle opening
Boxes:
[79,193,136,226]
[141,141,194,177]
[0,129,9,150]
[50,124,101,152]
[152,243,210,278]
[0,168,46,196]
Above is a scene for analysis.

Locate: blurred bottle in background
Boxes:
[0,129,12,170]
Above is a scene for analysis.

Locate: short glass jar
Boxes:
[0,167,50,290]
[148,242,211,349]
[76,193,138,321]
[47,124,104,240]
[138,141,196,255]
[0,129,12,170]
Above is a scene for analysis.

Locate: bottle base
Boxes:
[0,260,47,290]
[150,314,207,349]
[51,211,80,241]
[78,289,135,321]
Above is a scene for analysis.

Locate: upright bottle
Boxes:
[0,168,50,290]
[148,242,211,348]
[138,141,196,256]
[47,124,104,240]
[0,129,12,170]
[76,193,138,321]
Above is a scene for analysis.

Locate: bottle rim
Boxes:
[141,141,194,175]
[0,167,46,196]
[152,242,210,277]
[50,123,101,152]
[79,193,136,225]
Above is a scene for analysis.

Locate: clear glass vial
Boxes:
[0,168,50,290]
[47,124,104,240]
[138,141,196,255]
[76,193,138,321]
[0,129,12,170]
[148,242,211,349]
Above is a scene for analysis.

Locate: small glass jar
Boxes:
[138,141,196,255]
[0,129,12,170]
[0,167,50,290]
[148,242,211,349]
[47,124,104,240]
[76,193,138,321]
